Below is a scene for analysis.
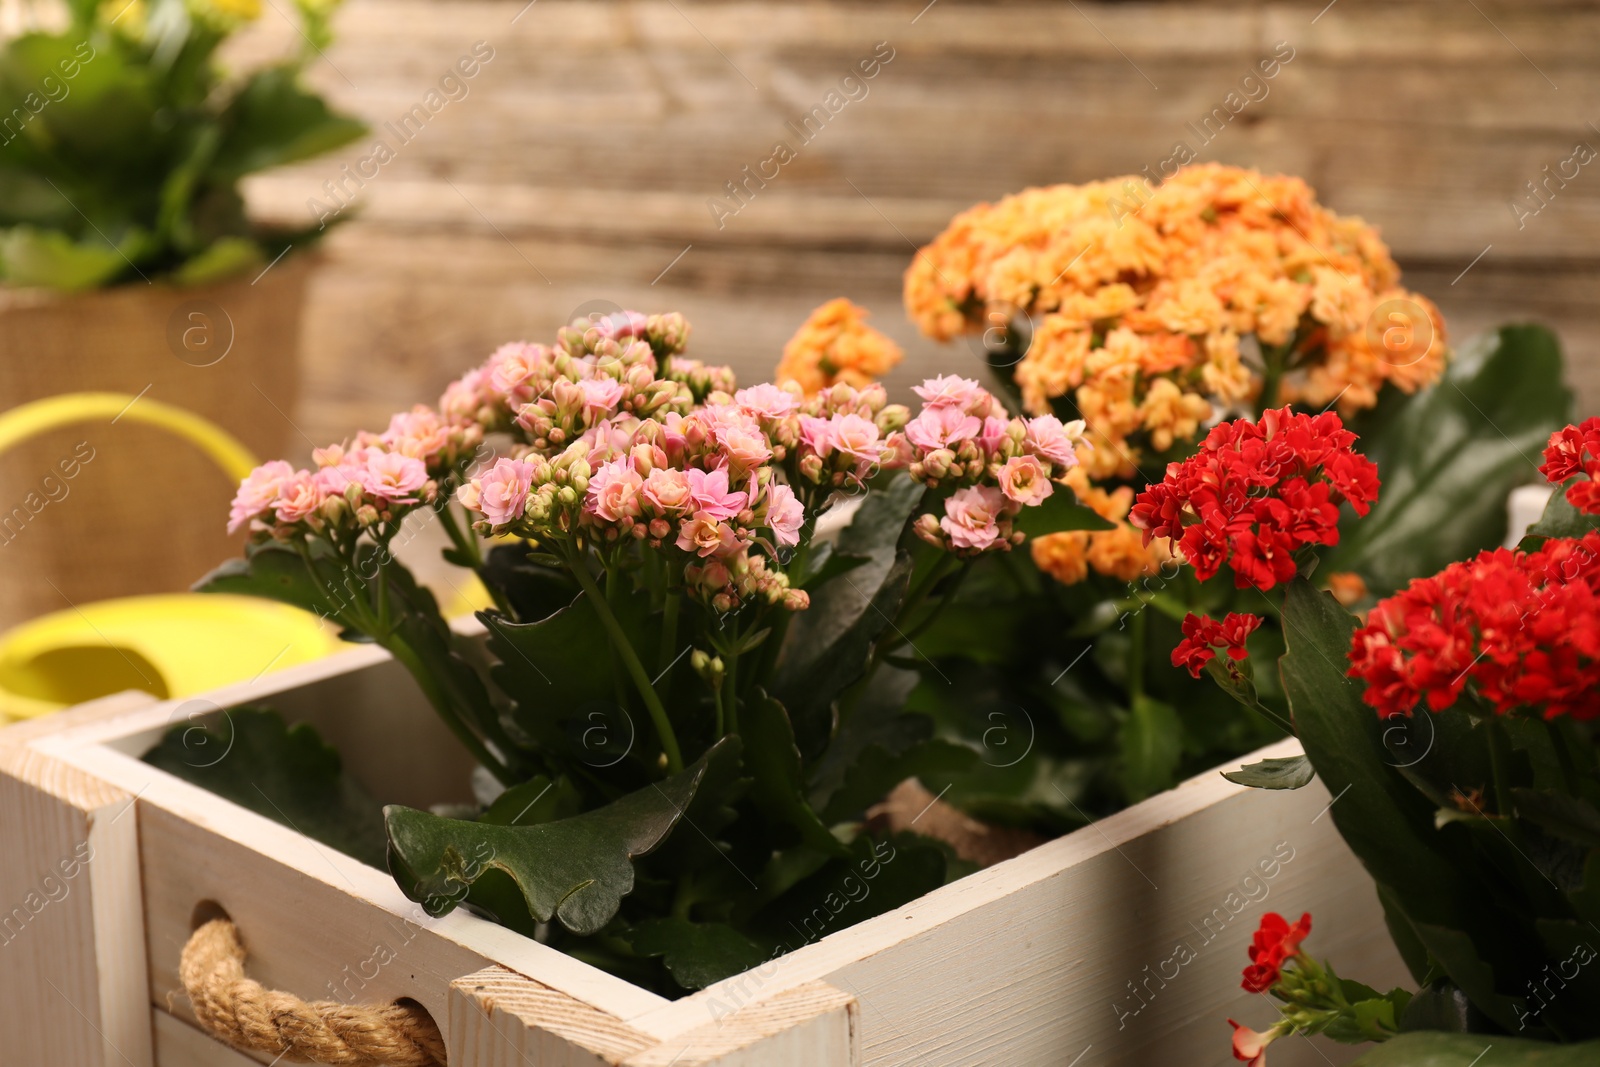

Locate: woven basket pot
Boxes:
[0,253,314,631]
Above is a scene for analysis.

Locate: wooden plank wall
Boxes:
[230,0,1600,447]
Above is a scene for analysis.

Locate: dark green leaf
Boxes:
[625,918,768,990]
[144,707,386,868]
[481,775,582,826]
[1331,324,1572,594]
[195,540,351,622]
[1119,694,1181,802]
[1525,482,1600,542]
[1222,753,1315,790]
[385,741,727,935]
[744,689,847,854]
[1351,1032,1600,1066]
[211,66,367,180]
[771,551,915,761]
[1511,789,1600,849]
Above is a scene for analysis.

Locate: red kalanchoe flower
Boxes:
[1348,532,1600,720]
[1130,408,1379,591]
[1541,418,1600,514]
[1172,612,1263,678]
[1241,911,1312,993]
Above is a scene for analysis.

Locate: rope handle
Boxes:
[0,392,258,480]
[180,918,447,1066]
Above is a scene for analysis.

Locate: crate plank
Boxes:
[0,692,157,1067]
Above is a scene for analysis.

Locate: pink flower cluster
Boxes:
[884,376,1087,555]
[228,445,440,536]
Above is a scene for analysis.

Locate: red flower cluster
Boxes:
[1348,533,1600,720]
[1540,418,1600,514]
[1242,911,1312,993]
[1172,612,1263,678]
[1131,408,1380,591]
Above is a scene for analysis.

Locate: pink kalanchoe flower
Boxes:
[461,457,534,526]
[360,451,429,506]
[486,342,544,400]
[229,460,296,533]
[587,457,644,523]
[911,375,985,411]
[381,406,451,463]
[440,367,489,420]
[676,511,739,557]
[940,485,1006,550]
[273,470,326,525]
[719,425,774,472]
[905,405,982,453]
[576,377,625,418]
[799,414,833,455]
[734,383,800,420]
[997,455,1054,506]
[685,467,747,520]
[1023,415,1086,469]
[641,467,693,515]
[591,309,649,340]
[828,413,884,466]
[764,483,806,547]
[977,415,1008,457]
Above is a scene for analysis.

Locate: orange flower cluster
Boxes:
[776,298,903,396]
[1030,468,1174,586]
[904,163,1448,480]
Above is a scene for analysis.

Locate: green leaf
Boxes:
[624,918,768,991]
[385,740,727,935]
[1014,489,1116,537]
[1511,788,1600,849]
[211,65,367,180]
[0,224,131,289]
[171,235,262,285]
[482,590,648,762]
[799,542,873,590]
[744,689,848,854]
[1525,482,1600,542]
[144,707,387,868]
[1119,694,1180,802]
[480,775,582,826]
[1330,324,1572,594]
[836,477,926,557]
[1351,1032,1600,1066]
[771,551,914,762]
[195,540,350,620]
[1222,753,1315,790]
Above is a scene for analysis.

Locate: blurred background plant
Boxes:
[0,0,363,290]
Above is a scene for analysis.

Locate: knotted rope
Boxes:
[179,918,447,1066]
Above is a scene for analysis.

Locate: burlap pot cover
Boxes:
[0,254,314,632]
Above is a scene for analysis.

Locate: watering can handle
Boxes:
[0,392,259,482]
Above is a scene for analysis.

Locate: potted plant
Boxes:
[0,0,364,628]
[1131,404,1600,1064]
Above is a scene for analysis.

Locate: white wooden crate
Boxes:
[0,635,1407,1066]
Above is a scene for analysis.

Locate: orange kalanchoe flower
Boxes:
[775,298,903,396]
[1029,468,1173,586]
[904,163,1448,480]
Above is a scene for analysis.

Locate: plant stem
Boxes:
[438,501,514,615]
[1127,605,1147,702]
[724,636,741,737]
[657,593,681,675]
[1485,714,1513,818]
[564,542,684,773]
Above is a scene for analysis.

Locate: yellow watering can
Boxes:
[0,392,345,722]
[0,392,494,722]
